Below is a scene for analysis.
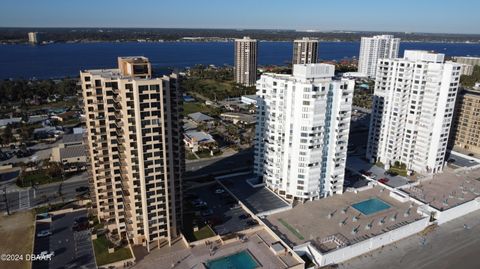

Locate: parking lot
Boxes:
[446,151,479,168]
[32,209,96,269]
[185,183,258,237]
[347,156,410,188]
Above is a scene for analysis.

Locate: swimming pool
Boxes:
[352,198,391,215]
[206,250,259,269]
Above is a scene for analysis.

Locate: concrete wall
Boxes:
[435,197,480,225]
[295,217,429,266]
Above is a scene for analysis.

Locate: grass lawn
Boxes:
[193,225,216,241]
[17,171,63,187]
[183,102,215,116]
[388,167,408,177]
[182,212,216,242]
[92,235,133,266]
[196,149,222,159]
[278,218,304,240]
[0,210,35,269]
[186,150,198,160]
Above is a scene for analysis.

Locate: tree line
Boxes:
[0,78,79,104]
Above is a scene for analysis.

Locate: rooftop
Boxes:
[118,56,149,63]
[134,229,303,269]
[218,174,291,215]
[188,112,214,122]
[220,112,256,124]
[60,145,86,159]
[403,167,480,211]
[403,50,445,63]
[264,186,425,252]
[184,131,215,144]
[62,133,84,144]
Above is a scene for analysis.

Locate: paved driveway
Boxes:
[347,156,410,188]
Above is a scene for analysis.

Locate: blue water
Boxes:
[352,198,391,215]
[0,41,479,79]
[206,250,259,269]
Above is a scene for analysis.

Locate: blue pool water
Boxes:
[206,250,259,269]
[352,198,391,215]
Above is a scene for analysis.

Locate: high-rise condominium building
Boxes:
[358,35,400,77]
[81,57,183,250]
[450,88,480,155]
[292,37,319,65]
[367,50,462,174]
[234,36,258,86]
[254,64,354,201]
[453,56,480,76]
[28,32,40,44]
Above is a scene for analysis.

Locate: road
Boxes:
[342,208,480,269]
[1,173,88,213]
[0,149,254,213]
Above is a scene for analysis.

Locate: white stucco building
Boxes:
[367,50,462,174]
[254,64,354,201]
[358,35,400,78]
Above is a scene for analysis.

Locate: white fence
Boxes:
[295,217,430,266]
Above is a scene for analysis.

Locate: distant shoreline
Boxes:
[1,39,480,46]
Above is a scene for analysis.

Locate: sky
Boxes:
[1,0,479,34]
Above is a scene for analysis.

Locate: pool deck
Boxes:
[403,167,480,211]
[133,229,304,269]
[264,186,426,252]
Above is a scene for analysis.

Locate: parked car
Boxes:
[37,230,52,237]
[378,178,389,184]
[39,251,55,258]
[75,186,89,193]
[72,221,89,232]
[214,188,225,194]
[230,204,241,210]
[37,213,52,219]
[238,214,251,220]
[246,219,258,226]
[192,199,207,208]
[360,170,372,176]
[201,209,214,217]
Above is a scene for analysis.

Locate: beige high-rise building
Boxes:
[292,37,319,65]
[81,56,183,251]
[450,88,480,155]
[453,56,480,76]
[28,32,40,44]
[234,36,258,86]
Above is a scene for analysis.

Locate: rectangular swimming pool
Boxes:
[206,250,259,269]
[352,198,391,215]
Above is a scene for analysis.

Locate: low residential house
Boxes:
[220,112,256,126]
[27,115,49,125]
[0,117,22,128]
[184,131,217,152]
[51,133,86,172]
[188,112,214,123]
[33,126,63,141]
[241,95,258,105]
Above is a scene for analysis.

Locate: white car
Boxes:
[214,189,225,194]
[37,230,52,237]
[39,251,55,258]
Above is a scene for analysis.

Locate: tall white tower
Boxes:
[367,50,462,174]
[358,35,400,77]
[254,64,354,201]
